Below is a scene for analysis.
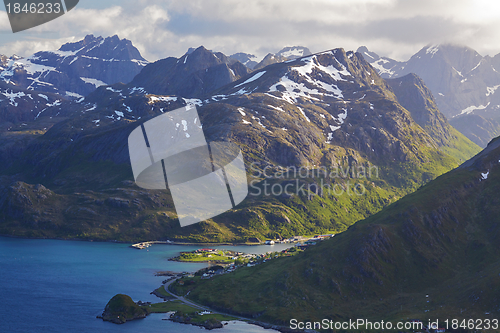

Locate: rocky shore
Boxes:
[168,311,224,330]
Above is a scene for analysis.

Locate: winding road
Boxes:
[160,276,261,323]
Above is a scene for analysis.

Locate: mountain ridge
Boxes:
[0,34,148,99]
[359,44,500,147]
[129,46,250,98]
[0,46,480,243]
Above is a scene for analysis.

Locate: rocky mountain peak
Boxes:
[0,34,148,98]
[180,46,229,72]
[57,34,146,62]
[412,43,482,73]
[129,46,250,97]
[220,48,378,102]
[59,34,101,52]
[360,44,500,147]
[276,46,312,59]
[356,46,380,62]
[252,46,312,70]
[229,52,258,69]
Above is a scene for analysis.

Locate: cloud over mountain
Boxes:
[1,0,500,62]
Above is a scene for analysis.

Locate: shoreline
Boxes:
[0,233,323,247]
[130,240,299,250]
[0,234,288,247]
[0,234,263,246]
[150,279,300,333]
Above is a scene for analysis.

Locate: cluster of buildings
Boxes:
[265,234,334,246]
[192,234,335,278]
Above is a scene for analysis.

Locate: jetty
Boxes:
[131,240,172,249]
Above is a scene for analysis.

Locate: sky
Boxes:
[0,0,500,62]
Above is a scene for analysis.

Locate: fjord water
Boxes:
[0,237,284,332]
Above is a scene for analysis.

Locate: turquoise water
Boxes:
[0,237,284,332]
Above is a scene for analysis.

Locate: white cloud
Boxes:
[0,0,499,62]
[0,5,173,61]
[0,37,78,57]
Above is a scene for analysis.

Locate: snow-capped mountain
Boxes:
[359,44,500,146]
[0,82,66,125]
[59,47,476,168]
[229,52,259,69]
[0,35,148,99]
[359,44,500,119]
[356,46,402,78]
[252,46,312,70]
[276,46,312,59]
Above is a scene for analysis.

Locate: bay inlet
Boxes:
[0,236,286,332]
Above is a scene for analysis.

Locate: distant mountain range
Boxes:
[229,46,312,70]
[359,44,500,147]
[229,52,259,69]
[0,36,480,242]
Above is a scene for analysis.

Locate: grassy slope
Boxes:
[438,126,481,163]
[186,143,500,324]
[0,135,461,243]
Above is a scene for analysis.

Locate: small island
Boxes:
[99,291,235,329]
[98,294,150,324]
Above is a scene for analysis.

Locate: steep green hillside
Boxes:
[187,138,500,324]
[386,73,481,162]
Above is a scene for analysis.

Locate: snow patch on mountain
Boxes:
[0,58,57,80]
[369,58,396,77]
[234,71,266,88]
[268,104,285,112]
[149,96,178,104]
[486,85,500,97]
[460,103,491,115]
[269,76,322,103]
[297,107,311,122]
[183,98,203,106]
[4,90,26,106]
[426,45,439,56]
[293,54,351,82]
[81,77,107,88]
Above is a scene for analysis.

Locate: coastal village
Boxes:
[125,234,339,330]
[130,234,333,250]
[131,235,335,279]
[123,234,451,333]
[124,236,457,333]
